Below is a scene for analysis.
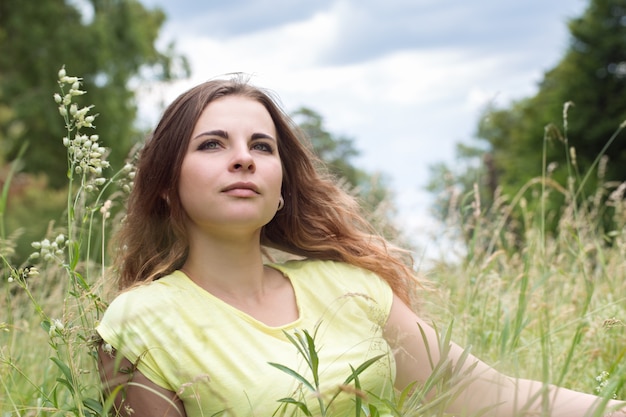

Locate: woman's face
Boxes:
[178,95,283,236]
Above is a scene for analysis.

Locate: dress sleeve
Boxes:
[96,289,174,390]
[322,260,395,327]
[352,263,394,327]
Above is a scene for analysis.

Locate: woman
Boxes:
[97,76,625,417]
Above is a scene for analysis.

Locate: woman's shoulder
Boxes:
[104,271,191,312]
[272,259,393,326]
[271,258,388,290]
[271,258,366,275]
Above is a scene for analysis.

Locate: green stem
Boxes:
[0,142,28,241]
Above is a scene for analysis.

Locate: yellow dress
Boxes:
[97,259,396,417]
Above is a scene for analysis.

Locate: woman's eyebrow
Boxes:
[251,132,276,141]
[192,129,228,141]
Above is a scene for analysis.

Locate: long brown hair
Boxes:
[113,76,418,303]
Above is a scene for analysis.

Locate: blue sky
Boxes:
[136,0,588,260]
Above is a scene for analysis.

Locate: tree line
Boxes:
[427,0,626,240]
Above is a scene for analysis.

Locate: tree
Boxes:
[428,0,626,235]
[292,107,392,210]
[292,107,403,241]
[0,0,189,187]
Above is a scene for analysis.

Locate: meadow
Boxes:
[0,69,624,416]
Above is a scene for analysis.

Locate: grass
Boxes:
[0,69,624,416]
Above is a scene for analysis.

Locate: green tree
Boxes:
[292,107,392,211]
[0,0,189,187]
[428,0,626,235]
[292,107,402,241]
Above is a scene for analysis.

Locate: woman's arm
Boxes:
[98,344,187,417]
[384,294,626,417]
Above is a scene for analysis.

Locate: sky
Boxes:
[135,0,588,262]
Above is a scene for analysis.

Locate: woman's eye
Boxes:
[252,142,274,153]
[198,140,220,151]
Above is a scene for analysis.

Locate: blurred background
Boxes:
[2,0,625,266]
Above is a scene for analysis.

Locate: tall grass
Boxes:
[1,67,130,416]
[0,69,624,416]
[424,109,626,405]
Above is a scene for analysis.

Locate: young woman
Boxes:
[97,77,626,417]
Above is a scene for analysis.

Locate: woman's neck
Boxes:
[181,228,298,326]
[182,230,269,299]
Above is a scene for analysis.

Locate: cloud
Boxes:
[319,0,582,65]
[148,0,585,76]
[146,0,333,38]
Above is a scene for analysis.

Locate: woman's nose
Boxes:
[230,146,255,172]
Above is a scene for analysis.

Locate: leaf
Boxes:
[282,331,310,368]
[276,398,313,416]
[50,357,75,392]
[343,354,385,385]
[74,271,90,291]
[268,362,316,392]
[396,381,417,409]
[352,365,362,417]
[101,384,124,416]
[82,397,103,415]
[368,404,381,417]
[304,330,320,387]
[55,377,75,395]
[69,241,80,270]
[41,319,51,333]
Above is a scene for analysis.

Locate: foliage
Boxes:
[0,0,189,187]
[292,107,403,244]
[424,147,626,404]
[1,68,134,416]
[270,324,485,417]
[427,0,626,238]
[0,0,188,262]
[292,107,393,213]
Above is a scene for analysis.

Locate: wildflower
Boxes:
[602,317,624,329]
[102,343,113,355]
[118,158,137,193]
[100,200,113,219]
[563,101,575,131]
[29,234,67,264]
[55,66,110,191]
[52,318,64,331]
[569,147,577,166]
[594,371,618,399]
[608,182,626,203]
[61,76,79,85]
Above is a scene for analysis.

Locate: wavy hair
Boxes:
[113,76,418,303]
